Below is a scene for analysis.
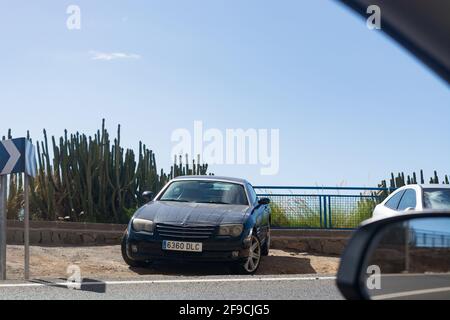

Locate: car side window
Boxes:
[247,184,258,204]
[397,189,417,211]
[385,190,406,210]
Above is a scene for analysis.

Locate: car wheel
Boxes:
[232,234,262,275]
[261,230,270,256]
[121,232,151,268]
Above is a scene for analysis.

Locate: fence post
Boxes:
[319,196,323,228]
[323,196,328,229]
[328,196,332,229]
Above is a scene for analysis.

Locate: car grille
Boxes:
[156,224,216,240]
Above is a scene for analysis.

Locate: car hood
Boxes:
[133,201,251,226]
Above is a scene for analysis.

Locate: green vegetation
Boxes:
[270,197,376,229]
[270,202,298,227]
[3,120,210,223]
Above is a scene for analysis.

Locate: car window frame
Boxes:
[397,188,417,211]
[156,179,250,206]
[246,183,258,205]
[384,189,406,211]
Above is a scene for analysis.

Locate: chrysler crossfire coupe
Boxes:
[121,176,271,274]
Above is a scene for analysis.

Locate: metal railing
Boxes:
[412,229,450,248]
[255,186,393,229]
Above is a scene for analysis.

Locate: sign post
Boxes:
[24,174,30,280]
[0,138,37,281]
[0,175,7,280]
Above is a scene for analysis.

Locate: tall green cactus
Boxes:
[5,120,212,223]
[380,169,450,192]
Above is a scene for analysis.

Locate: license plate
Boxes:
[162,240,203,252]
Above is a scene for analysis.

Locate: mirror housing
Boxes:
[337,210,450,300]
[404,207,415,212]
[258,197,270,205]
[142,191,154,202]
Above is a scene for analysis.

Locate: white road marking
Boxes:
[381,273,450,278]
[0,276,336,289]
[372,286,450,300]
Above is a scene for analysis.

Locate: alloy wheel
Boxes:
[244,235,261,273]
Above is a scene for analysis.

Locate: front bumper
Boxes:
[126,231,252,263]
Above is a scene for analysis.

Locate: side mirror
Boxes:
[142,191,154,202]
[337,211,450,300]
[404,207,415,212]
[258,198,270,205]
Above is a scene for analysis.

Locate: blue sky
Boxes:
[0,0,449,186]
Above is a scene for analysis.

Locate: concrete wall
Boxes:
[6,220,353,255]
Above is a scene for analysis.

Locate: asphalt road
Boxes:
[0,274,342,300]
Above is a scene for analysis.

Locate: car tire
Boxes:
[121,232,151,268]
[232,234,262,275]
[261,230,270,256]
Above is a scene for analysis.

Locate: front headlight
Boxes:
[132,218,154,233]
[218,224,244,237]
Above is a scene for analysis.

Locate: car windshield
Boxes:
[159,180,248,205]
[423,189,450,210]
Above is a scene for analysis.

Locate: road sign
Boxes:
[0,138,37,281]
[0,138,37,177]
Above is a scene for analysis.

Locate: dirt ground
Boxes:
[5,245,339,280]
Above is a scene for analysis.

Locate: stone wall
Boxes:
[7,220,125,246]
[271,229,352,256]
[7,220,353,255]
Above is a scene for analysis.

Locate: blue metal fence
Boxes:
[254,186,393,230]
[413,229,450,248]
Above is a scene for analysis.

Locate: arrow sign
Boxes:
[0,138,36,177]
[0,140,20,175]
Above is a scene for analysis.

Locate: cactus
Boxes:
[5,120,211,223]
[383,170,449,189]
[433,170,439,184]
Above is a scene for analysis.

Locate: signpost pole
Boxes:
[24,174,30,280]
[0,138,36,281]
[0,175,7,280]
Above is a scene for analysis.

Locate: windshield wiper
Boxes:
[160,199,190,202]
[195,201,231,204]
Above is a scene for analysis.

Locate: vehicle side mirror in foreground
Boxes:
[142,191,154,202]
[404,207,415,212]
[258,198,270,205]
[337,211,450,300]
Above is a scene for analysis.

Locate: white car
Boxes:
[372,184,450,220]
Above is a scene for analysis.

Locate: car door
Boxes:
[247,184,269,240]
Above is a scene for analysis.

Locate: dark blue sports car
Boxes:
[122,176,271,274]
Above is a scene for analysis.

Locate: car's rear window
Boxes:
[423,189,450,210]
[159,180,248,205]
